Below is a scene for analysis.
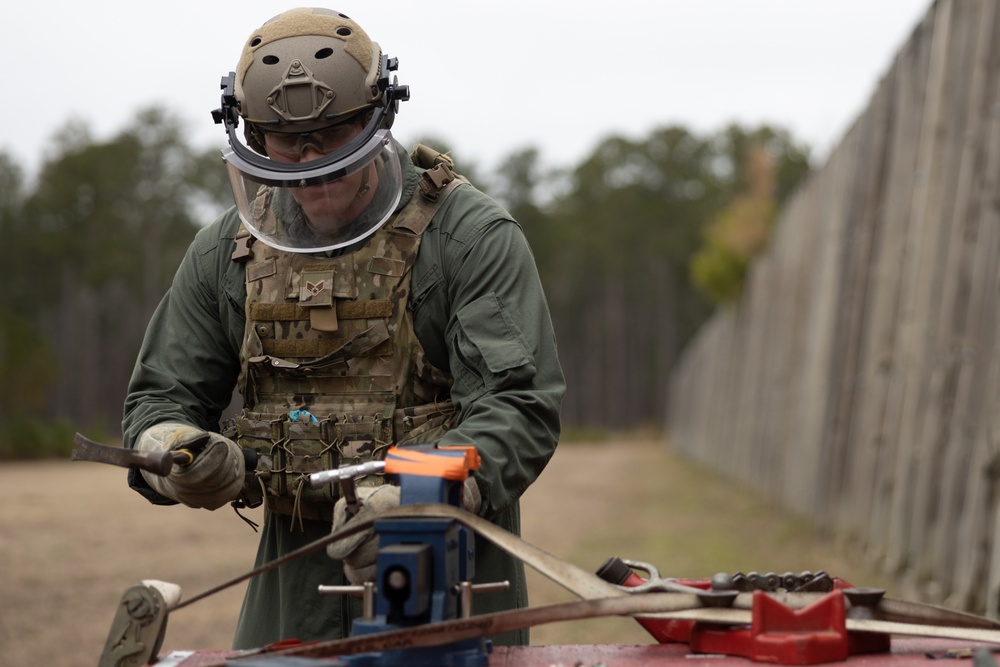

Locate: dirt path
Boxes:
[0,436,894,666]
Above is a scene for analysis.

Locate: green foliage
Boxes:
[0,107,221,458]
[0,308,100,460]
[690,134,803,304]
[0,417,76,459]
[0,309,57,417]
[25,108,209,297]
[0,292,76,460]
[691,241,751,304]
[0,107,813,458]
[491,123,810,428]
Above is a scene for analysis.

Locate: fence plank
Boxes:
[908,0,998,601]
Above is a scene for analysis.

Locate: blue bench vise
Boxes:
[309,444,500,667]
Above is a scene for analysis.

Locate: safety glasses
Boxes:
[259,119,363,161]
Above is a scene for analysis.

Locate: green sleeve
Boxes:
[122,209,247,503]
[410,185,565,518]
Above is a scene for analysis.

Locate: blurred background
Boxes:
[0,0,927,451]
[9,0,1000,661]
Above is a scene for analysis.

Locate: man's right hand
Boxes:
[137,423,245,510]
[327,485,402,583]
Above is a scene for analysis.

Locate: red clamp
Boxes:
[690,589,890,664]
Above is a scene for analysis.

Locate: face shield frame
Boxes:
[223,136,405,254]
[221,120,392,189]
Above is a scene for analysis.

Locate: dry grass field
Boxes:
[0,435,895,666]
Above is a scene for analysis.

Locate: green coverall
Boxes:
[122,148,565,648]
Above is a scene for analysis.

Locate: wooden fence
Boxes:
[666,0,1000,614]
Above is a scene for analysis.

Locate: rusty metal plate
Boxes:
[153,638,998,667]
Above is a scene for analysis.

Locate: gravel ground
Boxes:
[0,435,894,666]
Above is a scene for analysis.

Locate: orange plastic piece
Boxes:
[384,445,481,480]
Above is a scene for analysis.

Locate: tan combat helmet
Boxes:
[236,8,387,135]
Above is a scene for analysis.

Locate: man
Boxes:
[122,7,564,649]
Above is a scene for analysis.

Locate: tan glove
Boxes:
[327,485,401,583]
[326,476,481,583]
[462,476,482,515]
[137,423,245,510]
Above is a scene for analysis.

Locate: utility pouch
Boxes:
[226,408,393,523]
[394,400,458,446]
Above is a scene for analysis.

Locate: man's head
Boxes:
[215,8,410,253]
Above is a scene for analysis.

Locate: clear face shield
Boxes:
[213,67,409,254]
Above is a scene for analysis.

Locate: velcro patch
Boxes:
[300,268,335,307]
[247,258,277,282]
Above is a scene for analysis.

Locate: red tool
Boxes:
[597,558,891,665]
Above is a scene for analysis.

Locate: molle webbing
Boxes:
[251,301,394,321]
[234,169,464,525]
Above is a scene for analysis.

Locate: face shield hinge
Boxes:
[212,72,241,128]
[391,81,410,105]
[376,55,410,112]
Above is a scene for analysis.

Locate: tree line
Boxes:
[0,108,810,458]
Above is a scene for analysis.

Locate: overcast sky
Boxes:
[4,1,931,179]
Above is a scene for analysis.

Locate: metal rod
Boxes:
[310,461,386,489]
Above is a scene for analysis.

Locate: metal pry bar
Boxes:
[70,432,202,477]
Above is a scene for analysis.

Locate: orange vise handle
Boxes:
[383,445,481,481]
[384,444,481,507]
